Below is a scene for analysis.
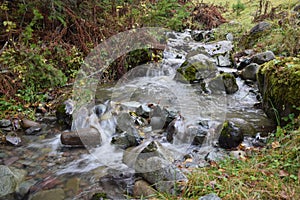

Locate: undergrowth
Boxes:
[155,112,300,199]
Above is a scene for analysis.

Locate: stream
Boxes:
[0,29,275,200]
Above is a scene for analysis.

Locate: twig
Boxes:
[0,41,8,55]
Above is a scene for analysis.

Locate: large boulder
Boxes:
[174,54,218,83]
[257,57,300,125]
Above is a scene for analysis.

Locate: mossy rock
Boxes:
[208,73,238,94]
[218,121,244,149]
[257,56,300,125]
[174,54,217,83]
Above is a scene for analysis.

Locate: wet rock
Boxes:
[60,128,102,147]
[21,119,41,129]
[136,104,151,118]
[174,54,217,83]
[205,41,234,67]
[199,193,221,200]
[25,126,42,135]
[123,141,186,193]
[0,165,27,198]
[116,112,136,133]
[133,179,157,198]
[208,72,238,94]
[40,116,57,124]
[98,169,135,199]
[191,30,214,42]
[218,121,244,149]
[251,51,275,65]
[150,105,167,130]
[123,141,175,171]
[229,118,257,137]
[16,179,37,198]
[5,134,22,146]
[221,73,239,94]
[205,149,227,163]
[29,188,65,200]
[240,63,260,81]
[111,131,141,149]
[65,177,80,196]
[166,116,184,143]
[188,126,208,146]
[0,119,11,128]
[139,156,187,194]
[250,21,271,35]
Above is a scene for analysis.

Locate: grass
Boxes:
[155,128,300,199]
[197,0,299,55]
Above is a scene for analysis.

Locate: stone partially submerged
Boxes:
[123,140,187,193]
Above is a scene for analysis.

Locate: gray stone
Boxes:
[60,128,102,147]
[116,112,135,133]
[98,169,135,199]
[250,21,271,35]
[0,119,11,128]
[136,104,151,118]
[226,33,234,41]
[25,126,42,135]
[0,165,27,198]
[16,179,37,198]
[205,150,227,163]
[251,51,275,65]
[29,188,65,200]
[218,121,244,149]
[133,180,157,198]
[199,193,221,200]
[222,73,239,94]
[111,130,141,149]
[140,156,187,194]
[240,63,260,81]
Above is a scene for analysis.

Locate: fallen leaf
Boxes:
[271,141,280,149]
[279,170,289,177]
[218,168,226,172]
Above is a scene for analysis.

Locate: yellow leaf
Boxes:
[271,141,280,149]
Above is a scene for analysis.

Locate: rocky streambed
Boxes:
[0,29,276,199]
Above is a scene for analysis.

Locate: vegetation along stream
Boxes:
[0,0,299,199]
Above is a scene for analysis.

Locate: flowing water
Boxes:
[0,30,275,200]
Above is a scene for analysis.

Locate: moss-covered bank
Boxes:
[257,56,300,125]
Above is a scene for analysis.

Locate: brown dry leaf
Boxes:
[218,168,226,172]
[261,169,273,177]
[279,170,289,177]
[271,141,280,149]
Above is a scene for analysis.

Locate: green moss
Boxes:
[258,56,300,123]
[176,61,216,82]
[221,121,230,137]
[260,57,300,106]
